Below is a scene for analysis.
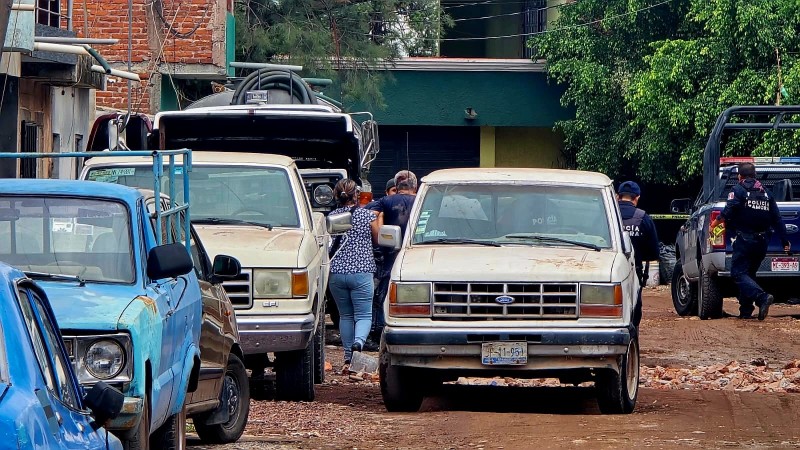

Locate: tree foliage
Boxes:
[235,0,450,108]
[533,0,800,184]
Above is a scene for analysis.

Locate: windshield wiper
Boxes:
[25,271,86,287]
[416,238,501,247]
[503,233,601,252]
[193,217,273,231]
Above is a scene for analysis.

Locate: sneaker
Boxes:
[758,295,774,321]
[351,341,363,353]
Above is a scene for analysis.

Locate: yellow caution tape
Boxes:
[650,214,690,220]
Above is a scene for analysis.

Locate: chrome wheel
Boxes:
[626,340,639,401]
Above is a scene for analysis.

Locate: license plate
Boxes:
[771,257,799,272]
[481,342,527,366]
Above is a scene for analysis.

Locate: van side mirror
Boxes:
[84,381,124,429]
[212,254,241,282]
[670,198,691,214]
[147,243,194,279]
[378,225,402,250]
[326,212,353,234]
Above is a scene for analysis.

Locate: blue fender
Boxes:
[173,343,201,414]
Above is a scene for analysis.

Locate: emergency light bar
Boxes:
[719,156,800,165]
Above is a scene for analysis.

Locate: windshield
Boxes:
[411,184,613,249]
[87,165,300,228]
[0,197,134,283]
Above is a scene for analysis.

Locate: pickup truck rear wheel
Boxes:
[595,337,639,414]
[698,264,723,320]
[671,264,697,316]
[275,343,315,401]
[149,400,186,450]
[379,349,424,412]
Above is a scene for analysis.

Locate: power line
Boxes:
[431,0,675,41]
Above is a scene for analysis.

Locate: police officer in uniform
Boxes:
[617,181,660,327]
[709,163,790,320]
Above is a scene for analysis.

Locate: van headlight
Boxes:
[253,270,292,298]
[391,283,432,304]
[580,283,622,305]
[85,340,125,380]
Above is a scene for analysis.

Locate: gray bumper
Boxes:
[707,252,800,277]
[383,326,630,372]
[236,314,316,354]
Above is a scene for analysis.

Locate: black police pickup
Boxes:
[670,106,800,319]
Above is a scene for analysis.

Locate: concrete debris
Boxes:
[640,360,800,393]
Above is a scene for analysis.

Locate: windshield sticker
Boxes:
[52,219,73,233]
[88,168,135,181]
[425,230,446,238]
[416,210,431,235]
[74,223,93,236]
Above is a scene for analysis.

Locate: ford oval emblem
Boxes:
[786,224,799,234]
[495,295,515,305]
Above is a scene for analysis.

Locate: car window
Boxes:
[0,197,134,283]
[16,287,58,396]
[27,289,81,409]
[412,184,613,249]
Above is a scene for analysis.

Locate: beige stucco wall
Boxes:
[481,126,564,169]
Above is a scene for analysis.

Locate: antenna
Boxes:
[406,131,410,172]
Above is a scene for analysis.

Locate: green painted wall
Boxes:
[358,70,570,127]
[226,12,236,77]
[485,3,523,58]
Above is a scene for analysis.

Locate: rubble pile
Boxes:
[641,360,800,393]
[453,360,800,393]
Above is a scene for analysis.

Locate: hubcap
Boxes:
[223,373,240,427]
[677,274,691,306]
[626,341,639,399]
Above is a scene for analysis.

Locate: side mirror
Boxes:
[212,254,241,282]
[326,211,353,234]
[670,198,691,214]
[84,381,124,429]
[378,225,402,250]
[622,231,634,258]
[147,243,194,279]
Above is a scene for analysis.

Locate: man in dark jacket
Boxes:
[709,163,790,320]
[617,181,660,327]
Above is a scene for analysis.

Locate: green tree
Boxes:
[533,0,800,184]
[235,0,450,108]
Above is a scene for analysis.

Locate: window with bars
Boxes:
[20,121,39,179]
[37,0,60,27]
[523,0,547,59]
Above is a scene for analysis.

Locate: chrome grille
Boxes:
[432,282,578,320]
[223,269,252,308]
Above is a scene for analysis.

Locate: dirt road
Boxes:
[189,288,800,450]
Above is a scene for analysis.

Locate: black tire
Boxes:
[379,349,425,412]
[698,263,723,320]
[671,264,698,316]
[121,392,150,450]
[275,343,315,401]
[313,316,326,385]
[149,400,186,450]
[596,337,639,414]
[193,354,250,444]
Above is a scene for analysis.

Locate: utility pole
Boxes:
[776,48,783,106]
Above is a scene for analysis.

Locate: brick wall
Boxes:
[64,0,229,114]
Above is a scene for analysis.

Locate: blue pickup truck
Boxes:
[670,106,800,319]
[0,150,204,449]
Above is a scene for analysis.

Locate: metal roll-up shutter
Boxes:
[368,126,480,196]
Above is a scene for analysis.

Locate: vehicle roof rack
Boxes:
[0,149,193,250]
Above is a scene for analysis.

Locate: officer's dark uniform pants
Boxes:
[370,252,395,338]
[731,233,769,315]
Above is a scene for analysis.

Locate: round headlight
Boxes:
[85,339,125,380]
[313,184,334,206]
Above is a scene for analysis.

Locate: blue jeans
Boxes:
[329,272,374,360]
[731,232,769,315]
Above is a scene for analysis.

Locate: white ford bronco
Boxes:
[377,168,641,414]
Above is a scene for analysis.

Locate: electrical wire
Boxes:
[155,0,210,39]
